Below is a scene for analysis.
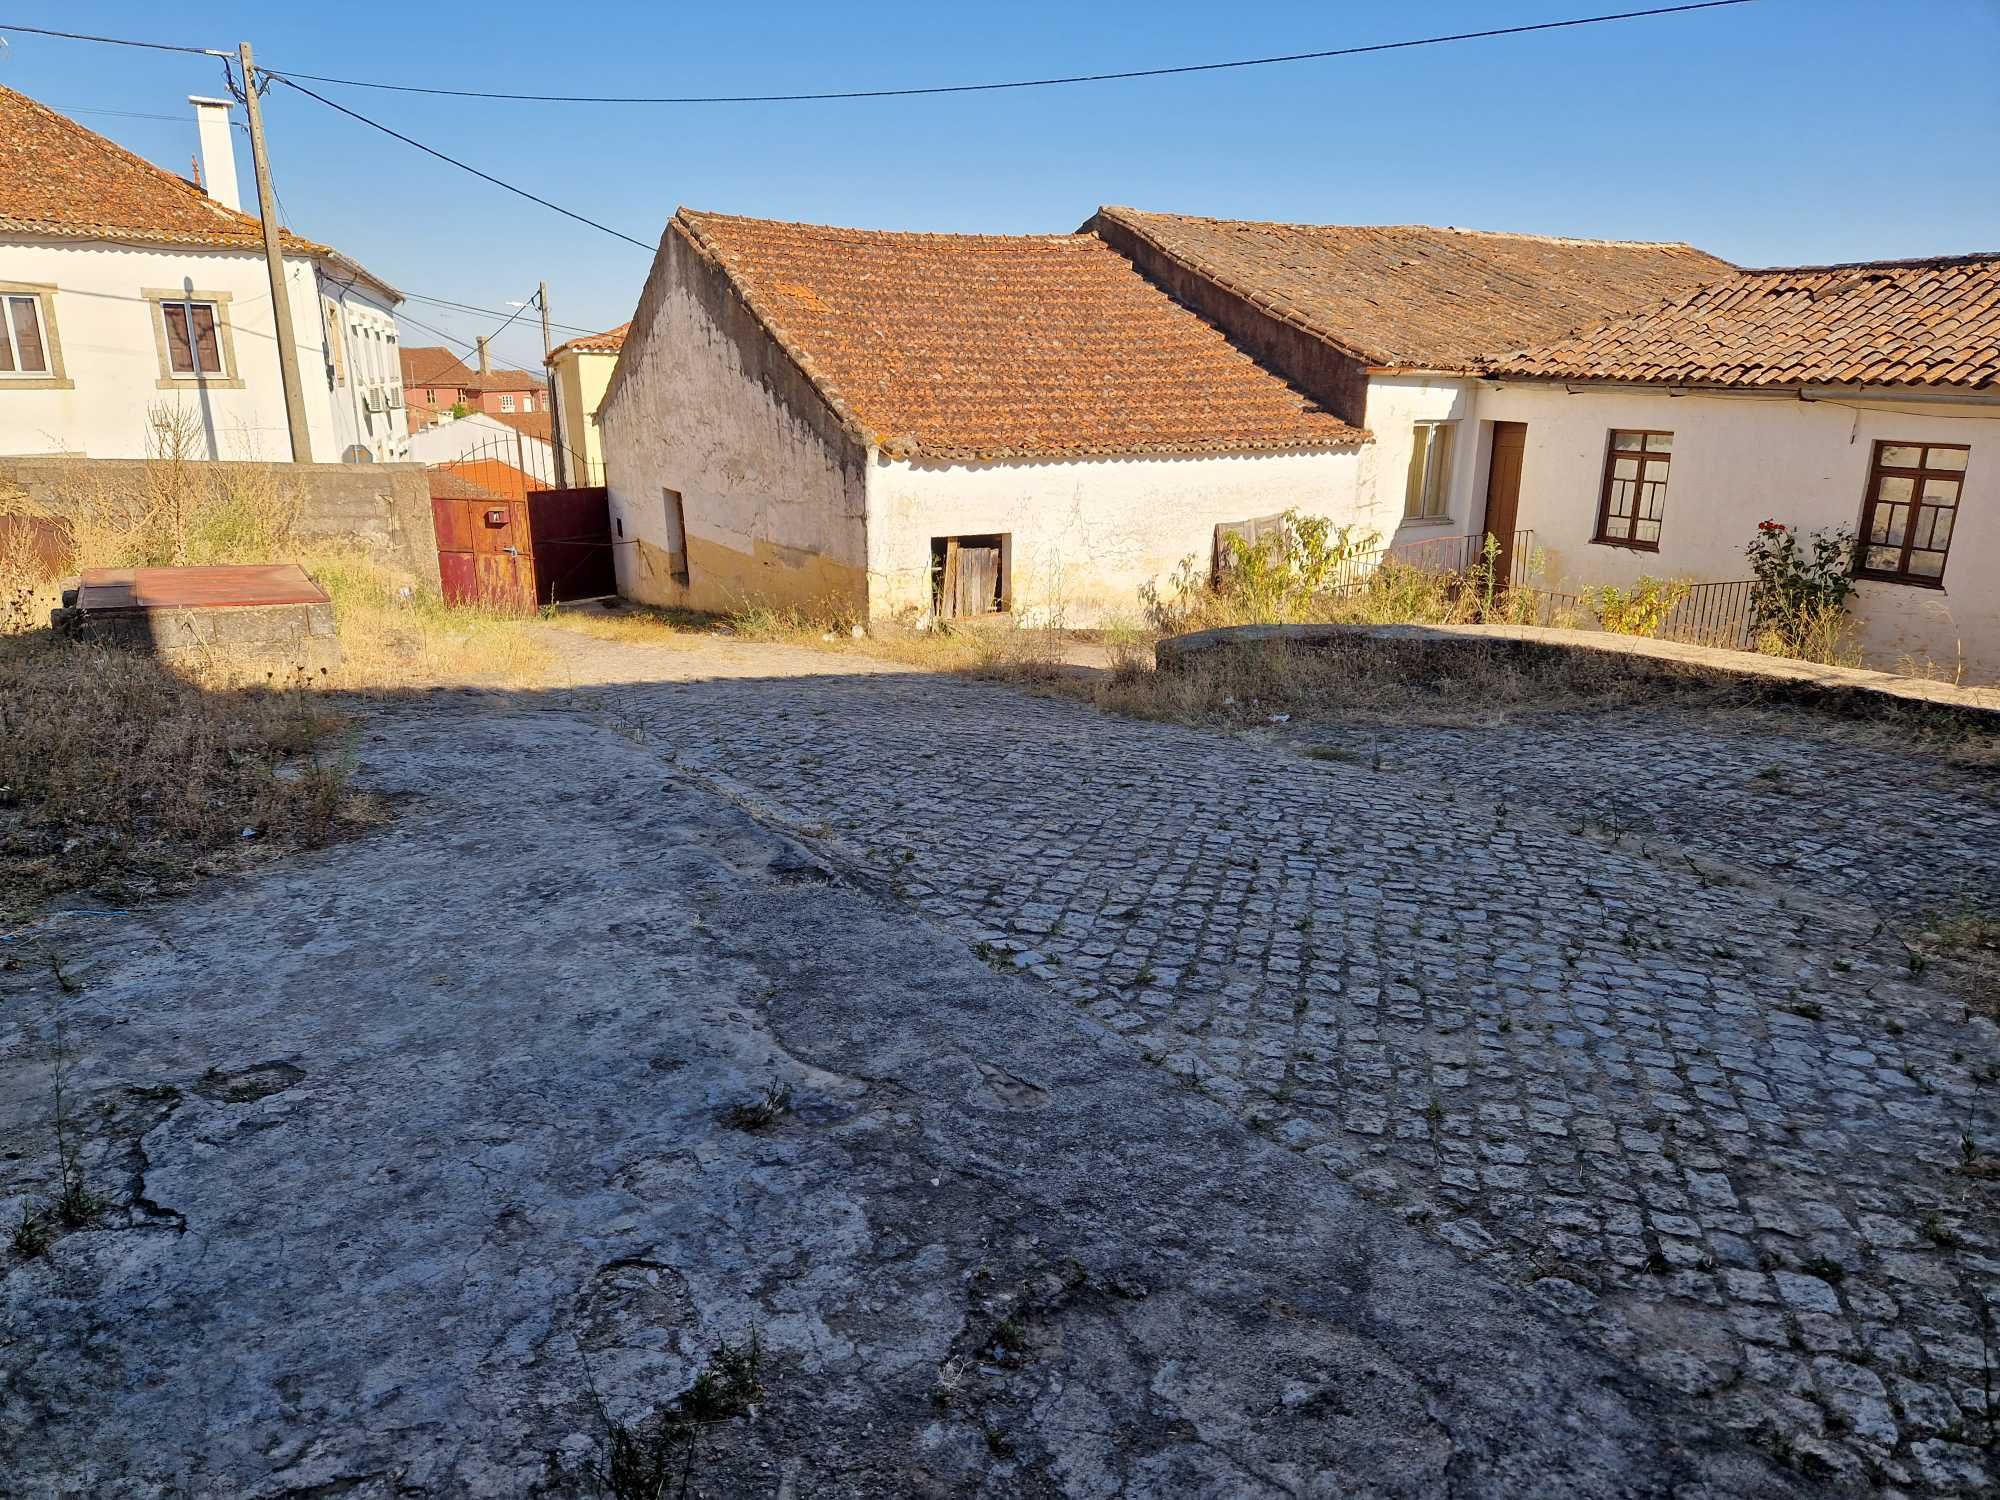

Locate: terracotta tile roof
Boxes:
[0,84,328,255]
[462,369,547,394]
[1092,207,1735,374]
[401,346,477,388]
[550,322,629,359]
[490,408,553,442]
[673,208,1364,461]
[1490,254,2000,391]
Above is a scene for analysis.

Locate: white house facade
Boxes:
[601,209,1369,624]
[0,86,408,465]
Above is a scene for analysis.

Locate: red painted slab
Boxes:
[76,564,330,613]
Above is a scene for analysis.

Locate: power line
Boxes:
[0,20,212,55]
[5,4,1758,107]
[402,289,600,337]
[258,3,1756,104]
[269,75,657,252]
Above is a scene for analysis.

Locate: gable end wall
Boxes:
[598,225,870,613]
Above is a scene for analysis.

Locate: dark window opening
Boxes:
[931,534,1009,618]
[1857,441,1968,587]
[662,488,690,585]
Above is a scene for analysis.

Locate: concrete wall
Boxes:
[0,455,438,584]
[867,446,1371,625]
[599,226,869,614]
[1445,381,2000,679]
[0,236,410,465]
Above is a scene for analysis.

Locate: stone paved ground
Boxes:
[556,631,2000,1495]
[1301,707,2000,920]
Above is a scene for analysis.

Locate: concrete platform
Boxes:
[54,564,340,672]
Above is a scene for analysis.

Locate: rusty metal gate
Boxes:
[430,483,615,611]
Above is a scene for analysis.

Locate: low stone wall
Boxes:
[0,456,438,584]
[56,596,341,672]
[1155,620,2000,718]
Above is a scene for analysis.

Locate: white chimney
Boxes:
[188,97,241,213]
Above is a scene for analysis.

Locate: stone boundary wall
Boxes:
[0,457,439,584]
[1155,620,2000,717]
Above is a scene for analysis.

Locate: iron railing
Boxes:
[1656,578,1756,650]
[1326,528,1539,592]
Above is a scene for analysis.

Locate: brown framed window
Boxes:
[0,293,51,375]
[161,299,225,376]
[1594,430,1672,548]
[1858,441,1968,586]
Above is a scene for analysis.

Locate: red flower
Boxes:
[1757,519,1788,533]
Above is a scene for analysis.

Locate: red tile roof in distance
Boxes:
[0,84,328,254]
[550,322,630,359]
[674,209,1364,461]
[1094,207,1735,374]
[1490,254,2000,392]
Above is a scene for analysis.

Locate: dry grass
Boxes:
[0,631,372,925]
[997,633,2000,766]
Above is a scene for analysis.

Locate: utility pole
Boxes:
[539,281,569,488]
[238,42,313,464]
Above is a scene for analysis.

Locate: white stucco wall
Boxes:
[599,238,867,614]
[0,235,404,465]
[866,446,1371,626]
[1358,376,1488,549]
[1447,381,2000,679]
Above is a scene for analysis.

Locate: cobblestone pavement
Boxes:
[561,633,2000,1494]
[1299,708,2000,920]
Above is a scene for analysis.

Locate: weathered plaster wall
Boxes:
[1464,383,2000,679]
[598,229,868,615]
[866,446,1371,625]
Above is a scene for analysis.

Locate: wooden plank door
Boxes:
[955,545,1000,616]
[1484,422,1527,588]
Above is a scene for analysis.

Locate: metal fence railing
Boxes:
[1658,578,1757,650]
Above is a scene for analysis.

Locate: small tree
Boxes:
[1745,520,1859,663]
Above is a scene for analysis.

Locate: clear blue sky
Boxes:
[6,1,1996,371]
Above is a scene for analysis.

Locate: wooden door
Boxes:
[1484,422,1527,588]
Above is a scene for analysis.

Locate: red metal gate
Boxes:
[430,482,614,611]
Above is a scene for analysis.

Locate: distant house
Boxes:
[547,322,628,485]
[399,343,546,431]
[1085,208,1732,583]
[1481,255,1999,676]
[1087,210,2000,676]
[0,85,407,463]
[599,210,1365,621]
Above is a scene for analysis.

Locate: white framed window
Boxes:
[0,292,54,377]
[499,393,516,412]
[1404,421,1456,520]
[520,393,533,412]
